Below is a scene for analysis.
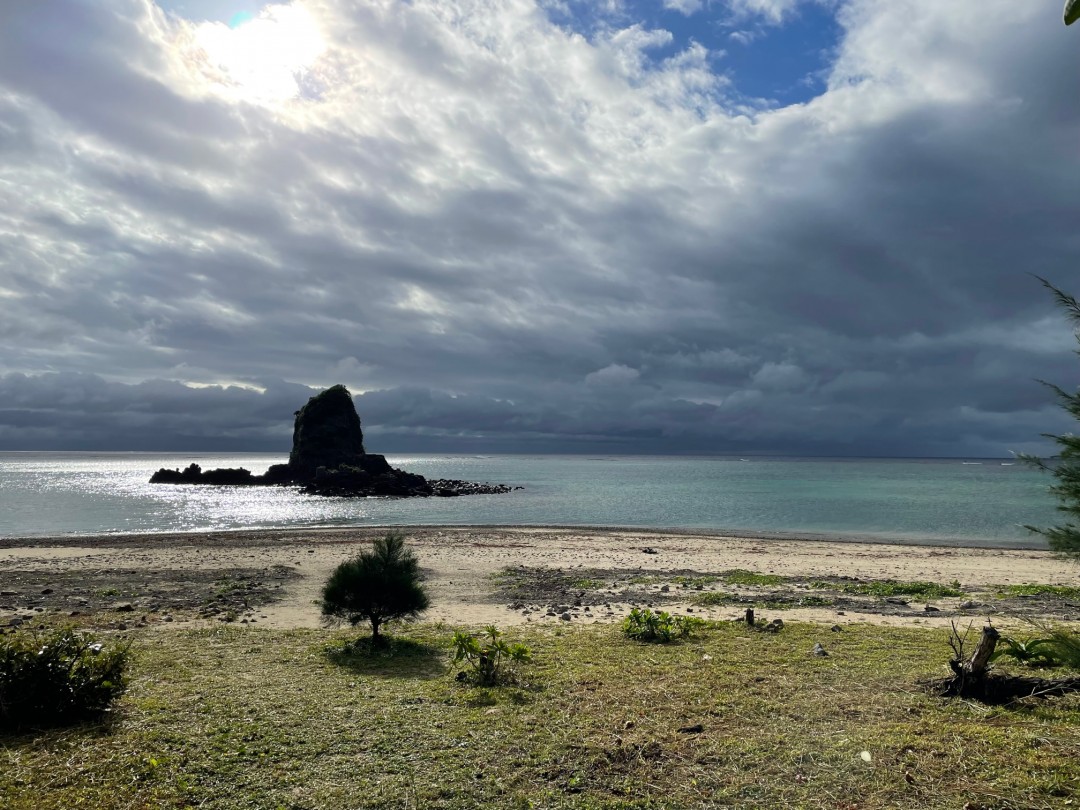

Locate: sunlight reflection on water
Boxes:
[0,452,1058,547]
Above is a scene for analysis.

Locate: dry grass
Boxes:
[2,621,1078,809]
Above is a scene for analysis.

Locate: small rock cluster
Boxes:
[507,599,619,622]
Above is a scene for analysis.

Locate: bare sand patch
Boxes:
[1,526,1076,631]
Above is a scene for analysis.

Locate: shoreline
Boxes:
[1,526,1075,632]
[0,522,1050,551]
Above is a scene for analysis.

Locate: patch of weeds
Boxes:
[811,579,964,598]
[760,595,836,610]
[796,594,835,607]
[722,570,786,587]
[452,625,531,686]
[621,608,703,642]
[995,584,1080,599]
[992,636,1063,668]
[571,578,606,590]
[691,591,738,607]
[670,575,720,589]
[992,626,1080,669]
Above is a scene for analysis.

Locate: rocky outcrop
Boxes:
[149,385,515,498]
[288,384,367,477]
[149,464,255,485]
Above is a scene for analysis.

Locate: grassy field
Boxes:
[3,621,1079,809]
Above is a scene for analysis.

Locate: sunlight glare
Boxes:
[194,4,324,102]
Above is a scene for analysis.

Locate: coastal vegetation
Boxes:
[808,579,965,599]
[0,627,128,730]
[451,625,532,686]
[1,622,1077,809]
[1024,279,1080,560]
[620,608,702,642]
[321,532,430,644]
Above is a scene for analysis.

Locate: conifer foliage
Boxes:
[321,532,430,643]
[1025,279,1080,559]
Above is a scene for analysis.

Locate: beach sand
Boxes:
[2,526,1077,631]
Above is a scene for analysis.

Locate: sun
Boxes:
[193,4,325,102]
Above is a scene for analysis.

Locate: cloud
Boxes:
[725,0,808,24]
[585,364,641,386]
[664,0,705,16]
[0,0,1076,456]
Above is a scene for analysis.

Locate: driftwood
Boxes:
[962,626,1000,678]
[931,622,1080,704]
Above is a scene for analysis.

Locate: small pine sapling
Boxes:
[321,532,430,645]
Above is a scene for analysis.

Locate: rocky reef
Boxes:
[150,385,514,498]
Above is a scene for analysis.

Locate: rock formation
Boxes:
[288,384,366,477]
[150,385,515,498]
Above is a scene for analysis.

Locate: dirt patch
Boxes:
[0,565,300,625]
[491,566,1080,622]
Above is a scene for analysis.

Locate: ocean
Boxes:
[0,452,1059,548]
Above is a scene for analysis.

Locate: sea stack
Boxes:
[150,384,514,498]
[288,384,368,477]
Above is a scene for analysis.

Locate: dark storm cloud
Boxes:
[0,0,1076,456]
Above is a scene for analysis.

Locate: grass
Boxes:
[721,570,786,587]
[2,622,1078,809]
[669,575,721,589]
[995,583,1080,599]
[570,578,606,590]
[691,591,738,607]
[810,580,965,599]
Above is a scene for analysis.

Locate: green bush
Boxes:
[621,608,703,642]
[321,532,430,644]
[451,625,531,686]
[0,627,129,730]
[993,627,1080,669]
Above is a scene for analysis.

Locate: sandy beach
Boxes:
[3,526,1078,632]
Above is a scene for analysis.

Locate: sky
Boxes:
[0,0,1078,456]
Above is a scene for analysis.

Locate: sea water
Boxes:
[0,452,1059,547]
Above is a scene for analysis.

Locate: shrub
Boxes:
[451,625,531,686]
[622,608,703,642]
[0,627,129,730]
[993,626,1080,669]
[321,532,430,644]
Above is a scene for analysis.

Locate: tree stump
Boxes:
[964,626,1000,678]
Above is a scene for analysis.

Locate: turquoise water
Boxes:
[0,452,1059,547]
